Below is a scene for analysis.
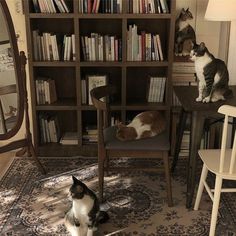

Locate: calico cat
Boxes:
[190,42,232,103]
[64,176,109,236]
[175,8,196,56]
[116,111,166,141]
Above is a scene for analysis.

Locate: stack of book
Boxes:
[32,0,70,13]
[60,132,78,145]
[147,76,166,102]
[33,30,75,61]
[172,56,196,106]
[127,24,163,61]
[81,34,122,61]
[82,126,98,143]
[128,0,169,13]
[179,130,190,157]
[78,0,123,13]
[39,113,60,143]
[35,77,57,105]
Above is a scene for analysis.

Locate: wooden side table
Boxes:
[171,86,236,208]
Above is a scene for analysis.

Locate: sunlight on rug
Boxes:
[0,156,236,236]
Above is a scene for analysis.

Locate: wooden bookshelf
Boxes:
[23,0,176,156]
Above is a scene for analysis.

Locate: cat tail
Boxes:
[223,88,233,99]
[97,211,109,224]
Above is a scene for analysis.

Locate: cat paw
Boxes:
[178,53,183,56]
[202,97,210,103]
[196,97,202,102]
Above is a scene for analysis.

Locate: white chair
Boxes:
[194,105,236,236]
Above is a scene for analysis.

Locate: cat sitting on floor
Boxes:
[64,176,109,236]
[190,42,232,103]
[116,111,166,141]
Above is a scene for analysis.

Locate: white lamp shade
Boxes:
[205,0,236,21]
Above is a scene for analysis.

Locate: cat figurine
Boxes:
[116,111,166,141]
[190,42,232,103]
[64,176,109,236]
[175,8,196,56]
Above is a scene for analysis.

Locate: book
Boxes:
[86,75,108,105]
[60,132,78,145]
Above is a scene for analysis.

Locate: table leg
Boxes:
[171,108,188,172]
[186,111,205,208]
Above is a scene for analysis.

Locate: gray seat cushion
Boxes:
[104,126,170,151]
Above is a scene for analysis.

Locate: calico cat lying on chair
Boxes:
[65,176,109,236]
[116,111,166,141]
[190,42,232,103]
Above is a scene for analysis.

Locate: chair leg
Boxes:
[98,149,105,202]
[194,163,208,210]
[163,152,173,207]
[209,175,222,236]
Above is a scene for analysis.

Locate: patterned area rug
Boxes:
[0,156,236,236]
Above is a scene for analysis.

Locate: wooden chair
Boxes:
[90,85,173,207]
[0,84,17,133]
[194,105,236,236]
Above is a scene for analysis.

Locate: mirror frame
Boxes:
[0,0,24,140]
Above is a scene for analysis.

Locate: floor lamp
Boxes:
[205,0,236,85]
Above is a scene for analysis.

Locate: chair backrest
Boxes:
[0,84,17,133]
[90,85,116,146]
[218,105,236,174]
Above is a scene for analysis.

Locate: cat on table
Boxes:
[190,42,232,103]
[175,8,196,56]
[116,111,166,141]
[64,176,109,236]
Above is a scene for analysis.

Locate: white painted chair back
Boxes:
[218,105,236,174]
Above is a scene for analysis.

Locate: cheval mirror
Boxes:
[0,0,45,173]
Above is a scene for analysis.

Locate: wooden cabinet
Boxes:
[23,0,176,156]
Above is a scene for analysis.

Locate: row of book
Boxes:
[32,0,70,13]
[127,24,163,61]
[81,34,122,61]
[35,78,57,105]
[172,57,196,106]
[78,0,122,13]
[128,0,169,14]
[147,77,166,102]
[33,30,75,61]
[39,114,60,143]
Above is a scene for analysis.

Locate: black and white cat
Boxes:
[64,176,109,236]
[175,8,196,56]
[190,42,232,103]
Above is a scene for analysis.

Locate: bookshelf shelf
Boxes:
[24,0,176,156]
[29,13,75,18]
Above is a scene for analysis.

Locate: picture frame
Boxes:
[86,74,108,105]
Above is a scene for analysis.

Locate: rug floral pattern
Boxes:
[0,157,236,236]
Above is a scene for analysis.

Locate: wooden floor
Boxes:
[0,152,15,179]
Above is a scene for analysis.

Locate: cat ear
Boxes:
[117,122,125,129]
[186,7,189,11]
[181,8,185,13]
[199,42,205,49]
[72,175,79,184]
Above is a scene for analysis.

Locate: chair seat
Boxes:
[104,126,170,151]
[198,149,236,179]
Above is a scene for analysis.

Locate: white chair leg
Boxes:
[194,164,208,210]
[209,175,222,236]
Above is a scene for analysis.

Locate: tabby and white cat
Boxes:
[64,176,109,236]
[190,42,232,103]
[116,111,166,141]
[175,8,196,56]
